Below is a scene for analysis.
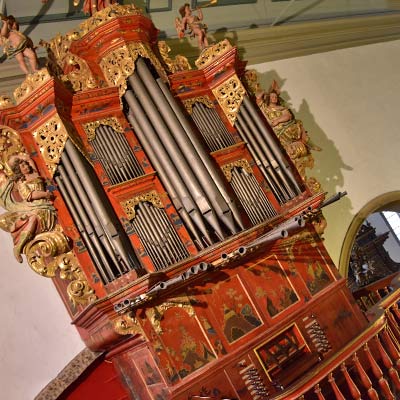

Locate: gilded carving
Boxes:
[99,42,167,96]
[24,231,97,306]
[83,117,123,141]
[0,126,25,173]
[195,39,233,69]
[0,95,14,109]
[182,95,214,115]
[221,159,253,182]
[256,79,322,188]
[212,75,246,126]
[146,296,196,334]
[33,115,69,177]
[121,190,163,220]
[114,312,145,337]
[158,41,192,74]
[79,4,143,37]
[14,68,52,104]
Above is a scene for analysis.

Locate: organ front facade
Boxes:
[1,4,399,400]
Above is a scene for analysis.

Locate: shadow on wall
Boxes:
[255,68,354,224]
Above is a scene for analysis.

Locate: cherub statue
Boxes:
[0,156,56,262]
[256,80,321,182]
[175,3,210,50]
[0,14,38,75]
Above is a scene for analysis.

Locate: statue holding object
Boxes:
[255,80,321,185]
[0,15,39,75]
[0,130,56,263]
[175,3,214,50]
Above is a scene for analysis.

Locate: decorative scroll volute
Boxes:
[212,75,246,126]
[24,231,97,306]
[221,159,253,182]
[195,39,233,69]
[83,117,124,141]
[182,96,214,115]
[99,42,167,96]
[121,190,163,220]
[158,41,192,74]
[114,312,146,338]
[33,115,69,177]
[146,296,196,334]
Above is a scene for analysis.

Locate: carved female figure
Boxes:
[0,15,38,75]
[0,157,56,262]
[176,3,209,50]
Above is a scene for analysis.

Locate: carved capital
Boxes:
[212,75,246,126]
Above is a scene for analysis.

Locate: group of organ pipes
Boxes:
[2,5,398,399]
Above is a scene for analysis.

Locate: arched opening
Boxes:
[339,191,400,285]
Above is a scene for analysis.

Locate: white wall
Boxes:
[0,228,84,400]
[250,39,400,268]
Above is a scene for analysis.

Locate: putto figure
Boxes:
[0,14,38,75]
[175,3,210,50]
[0,156,56,263]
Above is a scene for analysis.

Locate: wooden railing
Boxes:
[352,272,399,312]
[269,284,400,400]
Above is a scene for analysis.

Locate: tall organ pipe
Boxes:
[238,105,294,199]
[235,116,288,202]
[148,61,245,231]
[127,73,226,240]
[242,96,302,195]
[59,153,126,278]
[55,172,112,283]
[124,90,210,247]
[64,140,142,272]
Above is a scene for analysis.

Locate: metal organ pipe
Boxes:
[152,62,245,231]
[124,90,211,247]
[126,72,226,240]
[63,140,142,273]
[242,96,302,195]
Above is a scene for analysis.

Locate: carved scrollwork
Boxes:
[212,75,246,126]
[33,115,69,177]
[0,126,25,174]
[114,312,145,338]
[121,190,163,220]
[24,231,97,306]
[64,54,99,92]
[158,41,192,74]
[99,42,167,96]
[14,69,52,104]
[182,95,214,115]
[83,117,124,141]
[146,296,195,334]
[221,159,253,182]
[195,39,233,69]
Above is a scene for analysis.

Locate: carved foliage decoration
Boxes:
[0,126,25,174]
[212,75,246,126]
[114,312,145,338]
[14,69,52,104]
[158,41,192,74]
[221,159,253,182]
[182,95,214,115]
[0,95,14,110]
[99,42,167,96]
[83,117,124,141]
[195,39,233,69]
[121,190,163,220]
[33,115,69,177]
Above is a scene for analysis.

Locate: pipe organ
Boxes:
[0,5,373,399]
